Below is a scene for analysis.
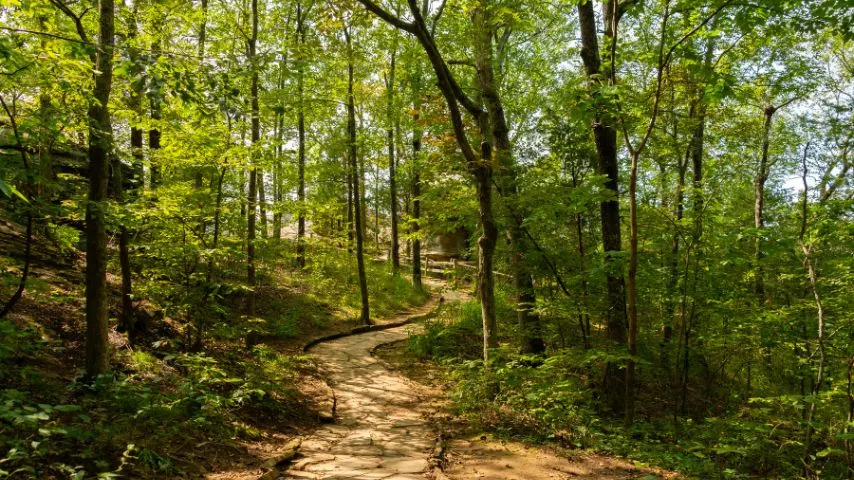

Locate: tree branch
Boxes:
[354,0,416,33]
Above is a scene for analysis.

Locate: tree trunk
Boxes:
[846,358,854,475]
[194,0,208,188]
[664,141,687,354]
[296,5,307,266]
[570,166,591,349]
[475,160,498,360]
[411,101,423,290]
[258,168,268,238]
[347,155,354,252]
[85,0,115,376]
[386,46,400,272]
[577,0,627,411]
[474,0,542,354]
[625,150,640,428]
[0,97,33,320]
[346,31,370,325]
[148,20,163,189]
[798,144,827,473]
[356,0,499,360]
[108,141,134,342]
[754,104,775,305]
[273,114,283,239]
[246,0,259,316]
[208,166,227,281]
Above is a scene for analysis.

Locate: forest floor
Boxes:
[259,281,675,480]
[0,219,673,479]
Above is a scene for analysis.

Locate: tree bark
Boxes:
[577,0,627,411]
[473,0,542,354]
[625,149,640,428]
[296,101,307,263]
[85,0,115,376]
[108,141,134,342]
[798,144,827,473]
[386,46,400,273]
[148,19,163,189]
[258,168,268,238]
[570,165,591,349]
[754,104,776,305]
[296,2,307,266]
[346,30,370,325]
[411,100,423,290]
[246,0,260,316]
[194,0,208,188]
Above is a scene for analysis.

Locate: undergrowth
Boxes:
[406,291,851,479]
[0,241,428,478]
[0,317,310,478]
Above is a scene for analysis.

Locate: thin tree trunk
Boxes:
[411,100,423,290]
[108,140,134,341]
[798,144,827,474]
[246,0,260,316]
[148,19,163,188]
[347,155,354,252]
[208,166,227,281]
[570,166,591,349]
[846,358,854,476]
[625,150,640,428]
[386,45,400,272]
[374,163,380,250]
[475,161,498,359]
[272,114,281,239]
[273,116,283,239]
[194,0,208,188]
[346,30,370,325]
[664,144,687,359]
[754,105,776,305]
[0,96,33,320]
[296,5,307,266]
[114,7,146,340]
[258,168,268,238]
[624,0,670,428]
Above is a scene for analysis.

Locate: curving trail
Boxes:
[283,295,446,480]
[279,282,667,480]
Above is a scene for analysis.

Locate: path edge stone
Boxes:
[302,296,443,353]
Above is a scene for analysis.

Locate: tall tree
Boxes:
[295,0,309,267]
[344,25,370,325]
[52,0,117,376]
[385,39,400,273]
[473,0,543,354]
[409,69,423,290]
[356,0,502,360]
[576,0,628,410]
[246,0,260,315]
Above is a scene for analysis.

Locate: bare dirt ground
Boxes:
[440,436,673,480]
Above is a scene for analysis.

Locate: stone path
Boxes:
[282,298,444,480]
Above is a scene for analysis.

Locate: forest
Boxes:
[0,0,852,478]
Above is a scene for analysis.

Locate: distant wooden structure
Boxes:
[426,226,470,261]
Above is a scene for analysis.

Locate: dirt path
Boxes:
[278,283,671,480]
[282,296,446,479]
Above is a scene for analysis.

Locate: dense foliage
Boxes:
[0,0,851,477]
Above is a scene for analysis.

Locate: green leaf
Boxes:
[0,178,27,202]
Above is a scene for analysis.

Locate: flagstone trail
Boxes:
[281,289,460,480]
